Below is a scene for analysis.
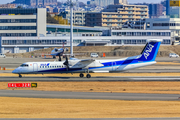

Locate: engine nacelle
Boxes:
[64,48,69,52]
[54,48,58,52]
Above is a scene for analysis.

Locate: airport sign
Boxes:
[8,83,31,88]
[31,83,38,88]
[170,0,180,7]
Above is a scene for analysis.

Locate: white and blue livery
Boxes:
[12,39,162,78]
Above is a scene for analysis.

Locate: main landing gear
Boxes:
[19,74,22,78]
[79,69,91,78]
[79,73,84,78]
[79,73,91,78]
[86,74,91,78]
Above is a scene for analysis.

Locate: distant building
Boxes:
[12,0,57,6]
[59,10,89,26]
[170,7,180,18]
[122,19,146,29]
[114,0,127,5]
[87,0,114,7]
[149,4,163,18]
[0,4,16,8]
[53,7,60,13]
[146,18,180,43]
[166,0,170,16]
[0,29,171,53]
[85,4,148,27]
[0,8,46,37]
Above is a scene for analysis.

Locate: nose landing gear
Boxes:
[19,74,22,78]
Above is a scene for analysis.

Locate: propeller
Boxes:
[63,56,69,70]
[58,54,61,61]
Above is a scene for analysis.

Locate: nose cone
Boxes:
[12,68,18,74]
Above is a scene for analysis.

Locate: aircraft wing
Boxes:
[80,59,95,63]
[70,59,103,69]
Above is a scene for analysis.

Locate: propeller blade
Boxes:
[63,56,69,70]
[58,55,61,61]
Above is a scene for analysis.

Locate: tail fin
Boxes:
[138,39,162,62]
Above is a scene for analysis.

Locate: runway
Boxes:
[0,90,180,101]
[0,118,180,120]
[1,76,180,82]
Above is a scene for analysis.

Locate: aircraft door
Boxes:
[112,62,116,71]
[33,63,38,71]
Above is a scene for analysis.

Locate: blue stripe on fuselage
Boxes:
[36,57,149,73]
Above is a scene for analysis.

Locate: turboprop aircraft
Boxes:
[51,47,68,61]
[49,41,68,61]
[12,39,162,78]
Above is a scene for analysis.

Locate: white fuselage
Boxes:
[12,57,156,74]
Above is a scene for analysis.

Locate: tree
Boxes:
[54,15,69,25]
[46,13,59,24]
[17,6,23,9]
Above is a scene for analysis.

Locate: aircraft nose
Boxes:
[12,68,19,74]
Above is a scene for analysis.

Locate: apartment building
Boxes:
[0,8,46,37]
[12,0,57,6]
[0,4,16,8]
[85,4,148,27]
[114,0,127,5]
[60,10,88,26]
[87,0,114,7]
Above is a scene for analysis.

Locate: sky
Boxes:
[0,0,163,4]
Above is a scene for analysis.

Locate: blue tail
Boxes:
[138,39,162,62]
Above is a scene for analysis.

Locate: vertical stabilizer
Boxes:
[138,39,162,62]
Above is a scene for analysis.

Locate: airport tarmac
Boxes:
[1,76,180,82]
[0,118,180,120]
[0,90,180,101]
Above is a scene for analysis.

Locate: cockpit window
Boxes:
[20,64,29,67]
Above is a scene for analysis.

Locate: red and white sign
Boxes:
[8,83,31,88]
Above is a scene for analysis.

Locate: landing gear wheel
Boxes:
[19,74,22,78]
[86,74,91,78]
[79,73,84,78]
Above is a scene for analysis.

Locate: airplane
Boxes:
[12,39,162,78]
[50,41,68,61]
[51,47,68,61]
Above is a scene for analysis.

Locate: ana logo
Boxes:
[40,63,50,66]
[144,44,154,59]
